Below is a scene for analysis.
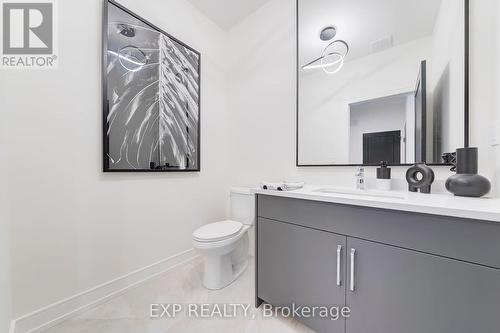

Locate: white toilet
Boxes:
[192,187,255,290]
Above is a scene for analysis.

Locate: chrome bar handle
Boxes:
[336,245,342,286]
[350,248,356,292]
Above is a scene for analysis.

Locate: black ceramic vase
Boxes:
[445,147,491,197]
[406,163,435,194]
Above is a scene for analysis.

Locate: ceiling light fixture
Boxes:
[302,39,349,74]
[319,25,337,41]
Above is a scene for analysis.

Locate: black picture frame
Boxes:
[296,0,470,167]
[102,0,201,172]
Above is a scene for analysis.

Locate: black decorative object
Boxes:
[376,161,392,191]
[406,163,435,194]
[103,1,201,172]
[377,161,391,179]
[442,152,457,171]
[445,147,491,197]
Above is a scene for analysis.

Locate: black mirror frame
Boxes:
[295,0,470,167]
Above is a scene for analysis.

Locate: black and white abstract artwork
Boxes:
[103,1,200,171]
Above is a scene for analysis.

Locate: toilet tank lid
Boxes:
[230,187,256,195]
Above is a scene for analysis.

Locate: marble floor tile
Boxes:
[42,256,314,333]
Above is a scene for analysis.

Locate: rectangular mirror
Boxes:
[103,0,201,172]
[297,0,469,166]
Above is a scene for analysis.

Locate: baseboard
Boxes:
[11,249,198,333]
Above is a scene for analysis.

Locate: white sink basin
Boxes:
[314,187,406,200]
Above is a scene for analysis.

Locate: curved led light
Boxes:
[320,40,348,74]
[302,52,343,70]
[302,39,349,74]
[321,53,344,74]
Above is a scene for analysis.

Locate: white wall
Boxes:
[227,0,498,193]
[1,0,231,317]
[0,110,12,333]
[496,1,500,197]
[469,0,499,194]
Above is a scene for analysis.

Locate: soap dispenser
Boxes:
[376,161,392,191]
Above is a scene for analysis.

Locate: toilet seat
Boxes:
[193,220,243,242]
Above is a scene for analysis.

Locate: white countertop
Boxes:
[253,185,500,223]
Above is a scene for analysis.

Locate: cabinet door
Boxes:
[346,237,500,333]
[258,217,347,333]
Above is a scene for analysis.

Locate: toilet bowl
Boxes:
[192,188,255,290]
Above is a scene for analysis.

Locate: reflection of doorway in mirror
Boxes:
[348,93,415,165]
[363,130,401,164]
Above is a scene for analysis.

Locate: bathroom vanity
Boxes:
[255,187,500,333]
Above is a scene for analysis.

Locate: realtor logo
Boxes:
[1,0,57,68]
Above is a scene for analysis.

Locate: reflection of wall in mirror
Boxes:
[298,0,465,165]
[405,95,416,162]
[427,0,465,162]
[299,37,431,165]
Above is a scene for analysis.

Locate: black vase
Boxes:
[445,147,491,197]
[406,163,435,194]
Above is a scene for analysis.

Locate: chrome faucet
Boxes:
[355,167,366,190]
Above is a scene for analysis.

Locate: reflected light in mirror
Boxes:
[302,51,343,70]
[321,52,344,74]
[302,39,349,74]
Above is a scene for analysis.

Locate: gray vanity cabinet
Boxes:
[258,217,347,333]
[256,194,500,333]
[346,237,500,333]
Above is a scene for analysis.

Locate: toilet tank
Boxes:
[230,187,255,225]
